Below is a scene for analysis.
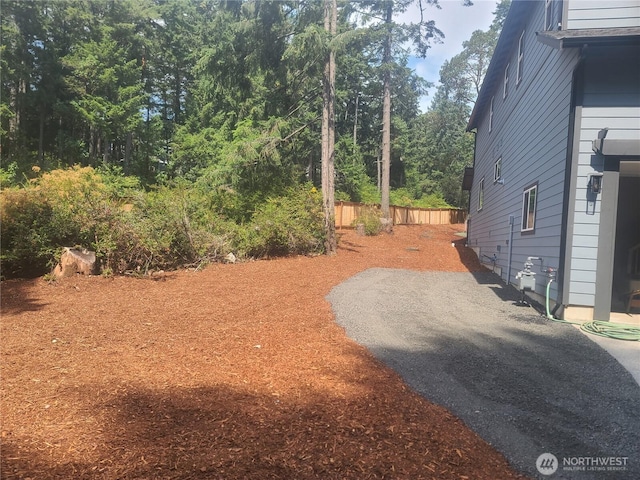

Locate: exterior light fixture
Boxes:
[588,173,603,194]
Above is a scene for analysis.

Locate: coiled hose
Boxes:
[545,280,640,341]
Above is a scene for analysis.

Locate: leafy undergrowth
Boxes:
[1,225,528,479]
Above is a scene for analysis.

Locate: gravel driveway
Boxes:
[327,269,640,480]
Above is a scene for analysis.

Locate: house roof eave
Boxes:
[467,4,640,132]
[467,0,535,132]
[536,27,640,50]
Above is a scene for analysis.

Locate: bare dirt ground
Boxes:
[1,225,528,479]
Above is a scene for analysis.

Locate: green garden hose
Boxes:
[545,280,640,341]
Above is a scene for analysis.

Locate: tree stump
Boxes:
[53,248,98,278]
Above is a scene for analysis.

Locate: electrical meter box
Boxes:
[516,271,536,291]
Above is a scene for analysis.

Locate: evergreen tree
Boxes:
[347,0,470,219]
[403,0,509,208]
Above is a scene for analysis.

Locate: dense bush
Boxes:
[389,188,452,209]
[352,205,383,236]
[0,163,456,278]
[1,187,58,277]
[0,167,326,278]
[1,166,111,277]
[237,184,325,257]
[123,183,239,272]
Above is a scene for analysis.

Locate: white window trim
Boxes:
[521,183,537,232]
[489,96,494,132]
[545,0,562,31]
[494,157,502,182]
[545,0,554,31]
[503,63,510,99]
[478,177,485,211]
[517,31,525,85]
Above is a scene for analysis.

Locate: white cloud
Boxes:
[398,0,497,111]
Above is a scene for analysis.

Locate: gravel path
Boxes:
[328,269,640,480]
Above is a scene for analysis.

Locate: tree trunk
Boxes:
[8,75,27,153]
[173,67,181,125]
[307,152,314,183]
[8,83,18,144]
[380,2,393,220]
[352,93,359,158]
[38,110,45,164]
[321,0,337,255]
[93,128,99,164]
[103,135,109,163]
[377,148,381,192]
[57,116,63,161]
[162,92,171,163]
[124,132,133,173]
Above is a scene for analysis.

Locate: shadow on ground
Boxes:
[0,364,520,480]
[0,279,48,315]
[2,385,379,479]
[328,269,640,480]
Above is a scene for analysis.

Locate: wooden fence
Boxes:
[334,201,466,228]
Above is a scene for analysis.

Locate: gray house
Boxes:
[465,0,640,321]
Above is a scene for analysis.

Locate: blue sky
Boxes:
[400,0,498,112]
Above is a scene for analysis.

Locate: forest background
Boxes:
[0,0,508,278]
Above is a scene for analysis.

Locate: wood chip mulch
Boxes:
[1,224,529,479]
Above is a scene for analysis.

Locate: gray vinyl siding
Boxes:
[566,49,640,306]
[566,0,640,29]
[468,1,580,299]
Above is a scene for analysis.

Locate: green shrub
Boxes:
[237,184,325,257]
[352,205,382,236]
[123,184,236,272]
[0,162,18,188]
[335,190,351,202]
[96,164,142,200]
[334,137,383,204]
[1,166,126,277]
[1,167,127,275]
[38,166,112,244]
[412,193,452,209]
[0,187,59,277]
[0,167,327,277]
[389,188,415,208]
[389,187,452,209]
[359,182,381,204]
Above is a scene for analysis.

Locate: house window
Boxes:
[489,97,494,132]
[503,63,510,99]
[494,157,502,182]
[478,177,485,211]
[516,31,525,85]
[521,183,537,232]
[545,0,554,30]
[545,0,562,31]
